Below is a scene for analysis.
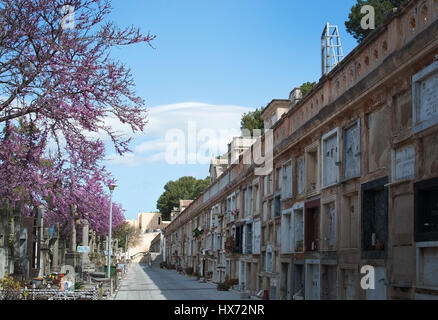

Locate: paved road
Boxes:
[115,263,245,300]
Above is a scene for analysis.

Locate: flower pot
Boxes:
[375,240,384,251]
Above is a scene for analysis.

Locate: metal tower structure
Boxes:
[321,22,344,76]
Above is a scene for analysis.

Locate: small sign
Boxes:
[104,250,112,255]
[77,246,90,253]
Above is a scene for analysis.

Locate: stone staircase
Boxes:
[130,251,147,263]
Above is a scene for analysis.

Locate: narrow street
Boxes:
[115,263,245,300]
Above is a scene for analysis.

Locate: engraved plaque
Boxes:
[418,74,438,121]
[393,145,415,181]
[413,61,438,133]
[343,119,361,180]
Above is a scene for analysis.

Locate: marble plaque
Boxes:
[413,61,438,133]
[393,145,415,181]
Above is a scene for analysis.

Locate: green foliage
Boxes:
[74,282,84,290]
[221,278,238,290]
[113,221,142,249]
[345,0,406,42]
[240,107,265,135]
[217,282,230,291]
[300,82,316,97]
[157,176,210,220]
[0,274,22,300]
[192,227,204,238]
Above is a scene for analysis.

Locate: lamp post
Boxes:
[107,184,117,279]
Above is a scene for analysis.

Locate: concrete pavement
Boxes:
[115,263,245,300]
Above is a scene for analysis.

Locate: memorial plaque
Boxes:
[418,74,438,121]
[322,129,339,187]
[297,157,305,194]
[393,145,415,181]
[343,119,361,180]
[413,61,438,133]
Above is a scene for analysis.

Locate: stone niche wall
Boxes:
[343,120,361,181]
[394,90,413,136]
[420,134,438,179]
[367,106,390,173]
[391,192,415,292]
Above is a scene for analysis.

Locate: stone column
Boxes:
[41,227,50,275]
[82,219,90,265]
[58,236,66,267]
[70,205,77,252]
[114,239,118,261]
[89,230,95,254]
[104,236,108,267]
[36,206,44,277]
[51,223,60,272]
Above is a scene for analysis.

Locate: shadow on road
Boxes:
[132,263,243,300]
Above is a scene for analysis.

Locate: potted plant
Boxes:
[217,282,230,291]
[375,240,384,251]
[192,227,204,239]
[225,278,239,290]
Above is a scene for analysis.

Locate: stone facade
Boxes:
[164,0,438,300]
[135,212,170,233]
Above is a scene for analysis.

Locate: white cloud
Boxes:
[144,102,250,135]
[104,101,252,166]
[105,152,144,167]
[144,152,166,163]
[134,139,167,154]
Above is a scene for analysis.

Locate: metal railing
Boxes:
[1,286,99,300]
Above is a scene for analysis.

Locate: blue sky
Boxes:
[102,0,359,220]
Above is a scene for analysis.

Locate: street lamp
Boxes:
[107,184,117,279]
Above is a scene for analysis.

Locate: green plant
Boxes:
[75,282,84,290]
[240,107,265,136]
[217,282,230,291]
[157,176,210,220]
[0,274,22,300]
[300,81,316,97]
[192,227,204,239]
[225,278,239,287]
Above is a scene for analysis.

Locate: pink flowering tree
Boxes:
[0,120,52,210]
[0,0,154,154]
[44,137,126,235]
[0,120,125,236]
[0,0,154,235]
